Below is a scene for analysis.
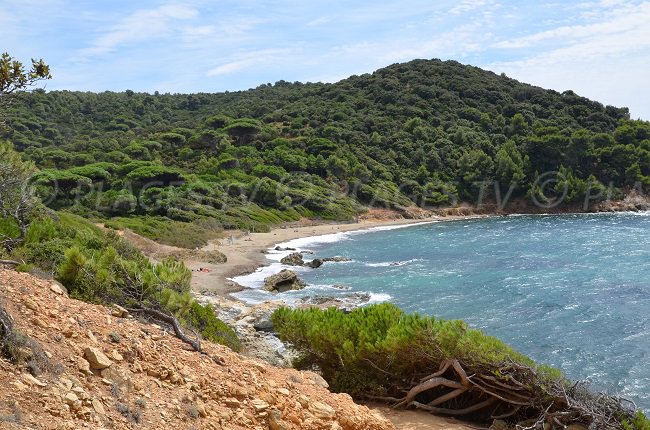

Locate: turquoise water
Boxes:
[293,213,650,410]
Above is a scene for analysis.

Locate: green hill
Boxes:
[3,59,649,245]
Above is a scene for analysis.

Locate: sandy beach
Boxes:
[188,215,485,296]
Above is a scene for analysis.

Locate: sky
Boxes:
[2,0,649,119]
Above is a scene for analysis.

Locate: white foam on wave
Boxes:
[366,258,423,267]
[233,221,435,288]
[274,221,437,255]
[230,221,435,303]
[367,292,392,304]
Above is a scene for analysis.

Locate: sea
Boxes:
[232,212,650,411]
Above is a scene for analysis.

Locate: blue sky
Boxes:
[2,0,649,119]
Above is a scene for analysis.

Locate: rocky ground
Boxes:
[0,269,395,430]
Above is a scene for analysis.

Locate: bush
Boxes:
[272,304,644,428]
[187,302,240,351]
[104,216,220,249]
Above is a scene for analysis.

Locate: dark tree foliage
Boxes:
[2,59,649,233]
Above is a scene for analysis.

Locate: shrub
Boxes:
[187,302,240,351]
[272,304,644,428]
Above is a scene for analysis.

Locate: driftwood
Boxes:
[127,306,226,366]
[127,307,201,352]
[0,260,20,266]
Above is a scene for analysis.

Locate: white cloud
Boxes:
[81,4,198,56]
[305,16,330,27]
[494,2,650,49]
[206,48,296,77]
[450,0,494,15]
[183,25,216,39]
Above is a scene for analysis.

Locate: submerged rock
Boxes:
[321,256,352,263]
[263,269,306,293]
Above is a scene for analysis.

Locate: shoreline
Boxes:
[189,207,649,300]
[189,214,488,298]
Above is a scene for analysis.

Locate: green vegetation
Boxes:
[103,216,222,248]
[2,59,649,245]
[8,211,238,351]
[0,52,50,115]
[272,304,648,429]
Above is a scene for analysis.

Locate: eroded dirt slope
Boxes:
[0,269,393,430]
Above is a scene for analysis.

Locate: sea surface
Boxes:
[232,213,650,411]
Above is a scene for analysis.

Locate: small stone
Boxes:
[224,398,241,408]
[77,357,92,375]
[64,392,79,407]
[251,399,269,413]
[12,380,28,390]
[24,300,39,311]
[84,347,113,370]
[297,395,309,409]
[23,373,47,387]
[87,330,97,343]
[309,402,335,419]
[50,283,66,295]
[305,371,329,388]
[195,400,207,418]
[32,318,48,329]
[111,304,129,318]
[268,408,290,430]
[111,350,123,361]
[275,388,291,396]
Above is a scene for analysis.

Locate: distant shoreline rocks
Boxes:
[280,252,351,269]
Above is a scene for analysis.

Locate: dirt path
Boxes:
[372,405,484,429]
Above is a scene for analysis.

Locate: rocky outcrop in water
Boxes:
[280,253,350,269]
[321,256,352,263]
[280,252,305,266]
[305,259,323,268]
[263,269,307,293]
[296,293,371,310]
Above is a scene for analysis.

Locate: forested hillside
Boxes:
[3,59,650,244]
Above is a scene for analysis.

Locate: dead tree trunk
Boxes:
[127,307,202,352]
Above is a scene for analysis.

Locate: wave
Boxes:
[268,221,438,260]
[367,292,392,304]
[366,258,423,267]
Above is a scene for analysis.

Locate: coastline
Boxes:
[189,214,487,298]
